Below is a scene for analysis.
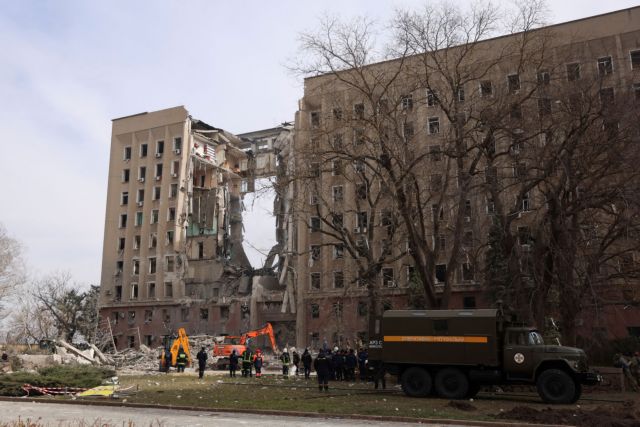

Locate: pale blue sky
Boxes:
[0,0,638,285]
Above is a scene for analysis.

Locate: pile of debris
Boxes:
[110,345,161,372]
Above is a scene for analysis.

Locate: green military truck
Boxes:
[368,309,600,404]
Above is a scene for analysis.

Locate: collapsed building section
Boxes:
[98,106,296,350]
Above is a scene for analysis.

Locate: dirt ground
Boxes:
[111,370,640,426]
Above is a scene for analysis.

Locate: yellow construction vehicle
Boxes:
[159,328,192,371]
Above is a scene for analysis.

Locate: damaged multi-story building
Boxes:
[98,106,295,349]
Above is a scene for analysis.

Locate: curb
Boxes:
[0,396,567,427]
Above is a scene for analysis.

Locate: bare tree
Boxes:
[0,223,25,317]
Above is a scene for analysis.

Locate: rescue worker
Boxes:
[372,360,386,390]
[332,348,344,381]
[280,348,291,377]
[314,349,331,392]
[176,347,187,373]
[292,349,300,376]
[196,346,208,379]
[241,347,254,377]
[229,349,239,377]
[358,348,368,381]
[345,349,357,381]
[253,348,264,378]
[301,348,312,379]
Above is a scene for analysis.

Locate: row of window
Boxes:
[121,161,180,184]
[118,207,176,228]
[112,306,229,328]
[115,254,178,276]
[309,51,640,127]
[117,230,175,253]
[122,137,182,161]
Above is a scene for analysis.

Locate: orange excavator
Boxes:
[213,323,278,369]
[159,327,192,371]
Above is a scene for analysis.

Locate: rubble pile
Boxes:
[110,345,160,372]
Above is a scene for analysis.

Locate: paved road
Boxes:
[0,401,472,426]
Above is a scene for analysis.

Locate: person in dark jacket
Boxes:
[345,349,357,381]
[229,349,239,377]
[292,349,300,376]
[301,348,312,379]
[332,349,344,381]
[176,347,187,373]
[358,348,368,381]
[280,348,291,377]
[253,349,264,378]
[196,347,208,379]
[314,349,331,391]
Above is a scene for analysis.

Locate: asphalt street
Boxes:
[0,400,473,426]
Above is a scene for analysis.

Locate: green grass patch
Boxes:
[0,365,115,396]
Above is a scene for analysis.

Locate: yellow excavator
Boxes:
[159,327,192,371]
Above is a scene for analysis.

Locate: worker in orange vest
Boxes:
[253,348,264,378]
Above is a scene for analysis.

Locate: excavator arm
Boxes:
[169,327,192,366]
[239,323,278,353]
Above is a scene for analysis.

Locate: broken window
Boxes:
[168,207,176,222]
[310,245,321,261]
[170,184,178,198]
[123,169,130,183]
[566,63,580,81]
[173,137,182,153]
[127,336,135,348]
[310,273,321,290]
[172,161,179,177]
[382,268,395,287]
[311,303,320,319]
[356,183,367,200]
[151,209,159,224]
[198,241,204,259]
[115,286,122,301]
[153,186,161,200]
[115,261,123,275]
[133,235,140,250]
[155,164,163,179]
[598,56,613,76]
[137,189,144,205]
[480,80,493,97]
[130,284,138,300]
[200,308,209,320]
[124,146,131,160]
[310,111,320,128]
[333,244,344,259]
[310,217,321,232]
[508,74,521,93]
[333,271,344,288]
[332,213,343,228]
[332,186,344,202]
[427,89,438,107]
[631,50,640,70]
[119,214,127,228]
[166,231,174,245]
[434,264,447,284]
[140,143,148,158]
[121,192,129,205]
[428,117,440,134]
[112,311,120,325]
[353,159,365,174]
[156,140,164,156]
[165,282,173,298]
[149,257,156,274]
[166,256,174,272]
[149,233,157,249]
[118,238,125,252]
[132,259,140,275]
[356,211,368,230]
[147,283,155,299]
[353,103,365,120]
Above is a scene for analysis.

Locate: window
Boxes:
[599,87,614,106]
[200,309,209,320]
[137,189,144,204]
[198,242,204,259]
[130,283,138,300]
[310,162,320,178]
[151,209,159,224]
[382,268,395,287]
[429,145,442,161]
[149,257,156,274]
[510,104,522,120]
[310,272,321,289]
[311,304,320,319]
[630,50,640,69]
[356,183,367,200]
[331,160,342,176]
[309,191,318,205]
[127,336,135,348]
[598,56,613,76]
[140,143,148,158]
[486,197,495,214]
[162,308,171,323]
[166,256,174,272]
[485,166,497,184]
[153,186,161,200]
[156,140,164,156]
[310,245,321,261]
[155,164,163,179]
[148,283,155,299]
[133,235,140,249]
[310,217,321,232]
[463,296,476,309]
[332,134,343,150]
[427,117,440,134]
[171,161,180,176]
[457,86,465,102]
[333,271,344,288]
[537,70,550,85]
[124,146,131,160]
[138,166,146,181]
[166,230,174,245]
[149,233,157,249]
[521,191,531,212]
[332,186,344,202]
[123,169,130,183]
[170,184,178,198]
[358,301,368,317]
[462,263,475,281]
[401,94,413,110]
[118,237,125,251]
[353,103,365,120]
[173,137,182,152]
[332,107,342,121]
[431,174,442,191]
[354,159,365,174]
[508,74,520,93]
[119,214,127,228]
[168,207,176,221]
[333,244,344,259]
[332,213,343,228]
[356,211,368,229]
[333,302,343,318]
[132,259,140,275]
[480,80,493,97]
[437,234,446,251]
[165,282,173,297]
[566,63,580,81]
[435,264,447,283]
[538,98,552,116]
[381,210,393,227]
[354,128,365,145]
[403,122,414,141]
[513,162,526,178]
[518,226,532,246]
[181,308,189,322]
[310,111,320,128]
[464,199,472,219]
[427,89,438,106]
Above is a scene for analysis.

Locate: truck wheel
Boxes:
[401,367,432,397]
[570,382,582,403]
[435,368,469,399]
[536,369,576,404]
